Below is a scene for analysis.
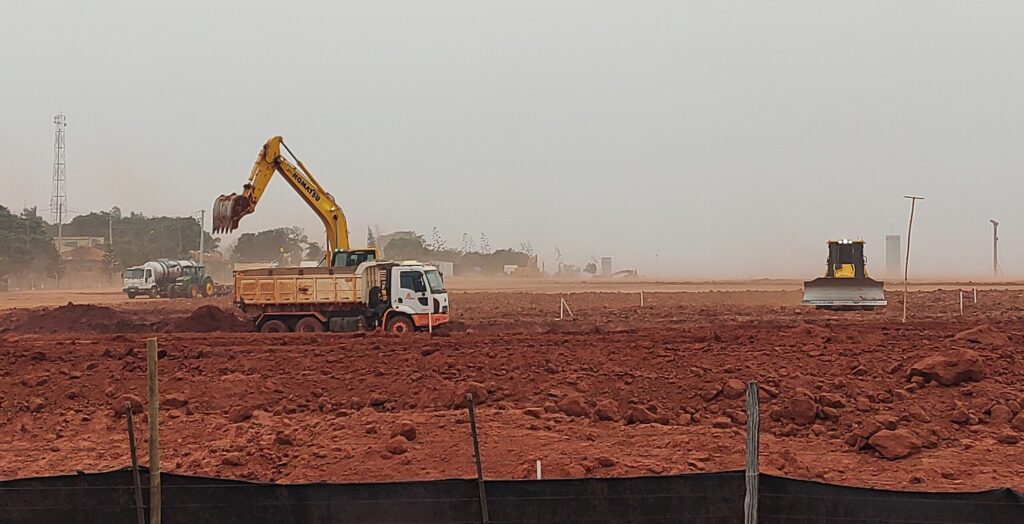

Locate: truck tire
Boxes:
[149,286,159,299]
[294,317,325,333]
[385,314,415,335]
[260,319,290,333]
[202,278,215,298]
[127,292,137,299]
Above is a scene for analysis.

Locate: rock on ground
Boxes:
[907,349,985,386]
[869,429,922,460]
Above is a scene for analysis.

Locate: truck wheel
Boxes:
[188,284,200,299]
[294,317,325,333]
[127,292,137,299]
[260,320,290,333]
[202,278,215,298]
[149,286,159,299]
[385,315,415,335]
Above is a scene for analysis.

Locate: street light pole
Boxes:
[197,210,205,266]
[990,219,999,277]
[903,196,924,323]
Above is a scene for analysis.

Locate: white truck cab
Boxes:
[382,262,449,332]
[122,266,157,298]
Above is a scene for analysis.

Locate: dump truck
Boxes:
[802,239,886,310]
[213,136,451,333]
[234,260,450,333]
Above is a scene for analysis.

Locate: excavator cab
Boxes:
[331,249,378,268]
[802,239,886,310]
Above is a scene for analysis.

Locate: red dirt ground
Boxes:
[2,287,1024,491]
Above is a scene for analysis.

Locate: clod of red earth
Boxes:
[385,437,408,455]
[161,394,188,409]
[722,379,746,400]
[596,456,616,468]
[995,433,1020,445]
[112,394,144,417]
[593,400,620,421]
[556,395,591,418]
[449,382,488,409]
[989,405,1013,424]
[711,417,732,429]
[623,405,657,425]
[12,303,141,334]
[227,406,253,423]
[907,349,986,386]
[771,392,818,426]
[907,404,932,423]
[1011,413,1024,432]
[522,408,544,419]
[953,325,1010,346]
[27,398,46,412]
[390,421,417,442]
[869,429,923,460]
[222,453,244,466]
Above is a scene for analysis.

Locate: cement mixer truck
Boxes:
[122,259,218,299]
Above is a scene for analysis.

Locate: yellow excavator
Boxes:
[802,239,886,310]
[212,136,377,267]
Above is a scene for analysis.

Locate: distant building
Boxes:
[54,236,105,255]
[600,257,613,276]
[885,235,901,279]
[62,246,110,288]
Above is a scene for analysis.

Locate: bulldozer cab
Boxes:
[826,241,867,279]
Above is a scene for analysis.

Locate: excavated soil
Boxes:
[2,288,1024,492]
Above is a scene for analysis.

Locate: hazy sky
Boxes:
[2,1,1022,279]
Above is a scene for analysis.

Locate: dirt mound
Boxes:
[10,303,144,334]
[953,325,1010,346]
[170,305,251,332]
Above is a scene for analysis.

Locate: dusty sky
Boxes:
[2,1,1022,279]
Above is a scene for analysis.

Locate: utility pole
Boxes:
[990,219,1000,278]
[903,196,924,323]
[197,210,205,265]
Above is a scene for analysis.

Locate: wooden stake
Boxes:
[744,381,760,524]
[902,195,924,323]
[640,290,645,307]
[146,338,161,524]
[974,288,977,304]
[466,393,490,524]
[959,291,964,315]
[536,459,542,480]
[126,402,145,524]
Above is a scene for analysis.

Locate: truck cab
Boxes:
[378,262,449,333]
[122,266,157,298]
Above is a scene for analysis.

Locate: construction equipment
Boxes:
[235,260,450,333]
[802,240,886,310]
[212,136,377,268]
[122,259,221,299]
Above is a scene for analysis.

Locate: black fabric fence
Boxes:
[1,468,1021,524]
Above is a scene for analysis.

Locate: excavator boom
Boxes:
[212,136,351,255]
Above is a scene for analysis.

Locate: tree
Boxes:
[305,241,324,262]
[58,211,216,268]
[231,227,307,265]
[367,226,377,248]
[0,206,60,285]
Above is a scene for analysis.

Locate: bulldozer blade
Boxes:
[802,278,886,310]
[211,194,251,234]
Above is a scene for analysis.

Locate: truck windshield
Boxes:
[425,270,446,294]
[125,269,144,279]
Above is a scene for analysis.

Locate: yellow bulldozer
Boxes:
[802,239,886,310]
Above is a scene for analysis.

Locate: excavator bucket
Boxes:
[802,277,886,310]
[211,193,252,234]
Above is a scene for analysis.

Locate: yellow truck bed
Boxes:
[234,267,380,305]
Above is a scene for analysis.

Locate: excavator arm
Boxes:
[212,136,350,253]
